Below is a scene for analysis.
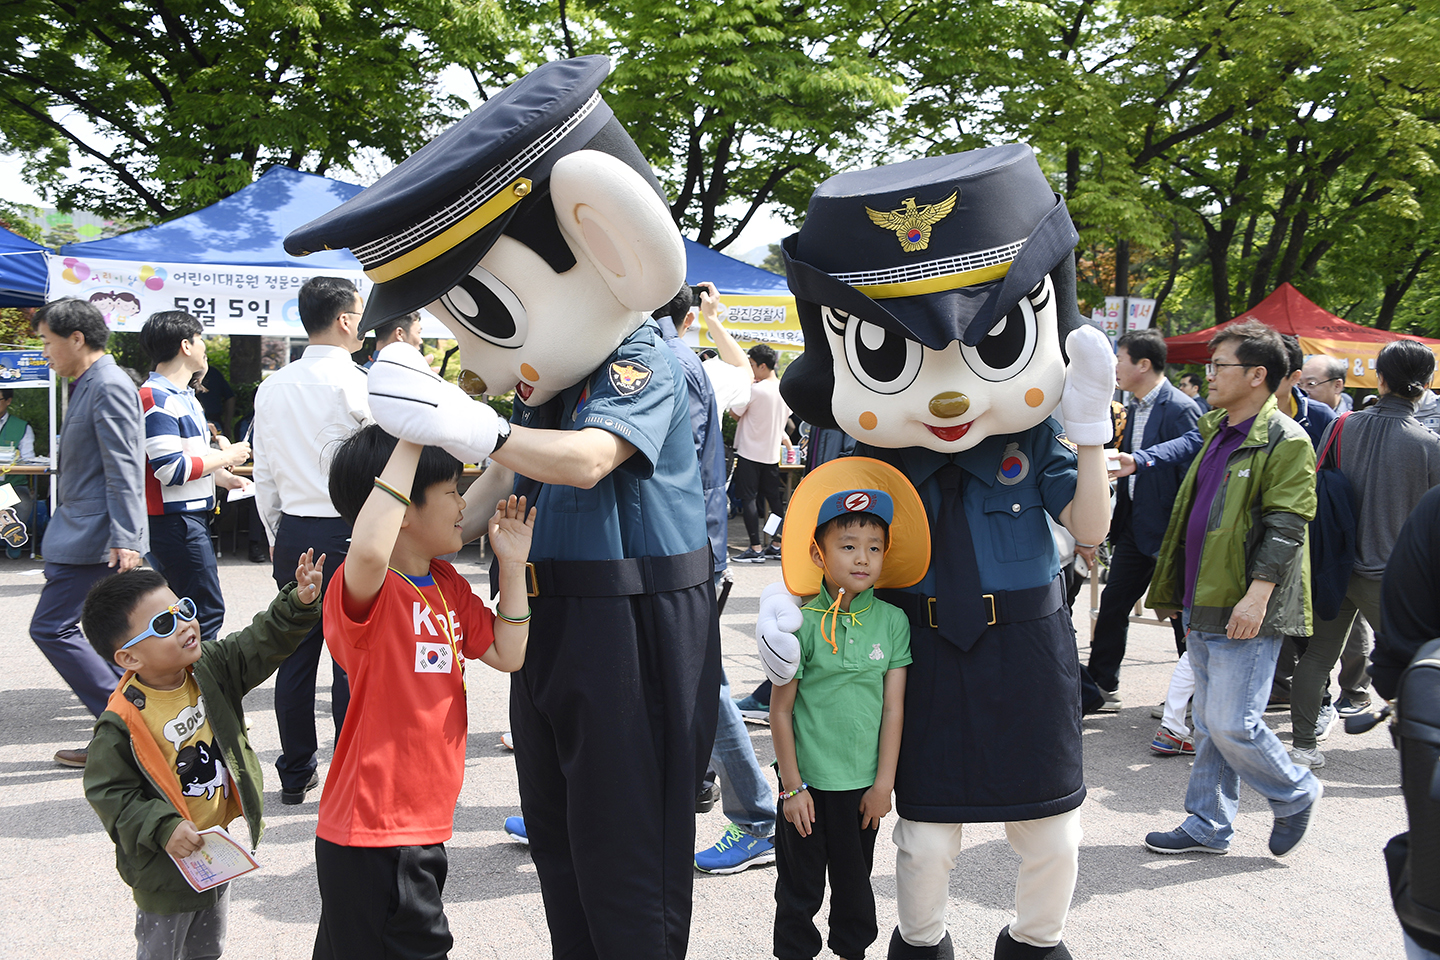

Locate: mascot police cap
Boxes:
[783,145,1080,352]
[284,55,667,335]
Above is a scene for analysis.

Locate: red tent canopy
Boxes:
[1164,283,1440,388]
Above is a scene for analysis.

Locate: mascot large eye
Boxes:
[438,265,528,348]
[837,312,923,395]
[960,283,1045,382]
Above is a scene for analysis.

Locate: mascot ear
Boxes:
[550,150,686,310]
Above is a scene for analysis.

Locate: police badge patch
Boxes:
[609,361,652,395]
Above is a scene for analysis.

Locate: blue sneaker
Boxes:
[1143,827,1228,855]
[503,815,529,845]
[694,824,776,874]
[733,694,769,723]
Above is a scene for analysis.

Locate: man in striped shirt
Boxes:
[138,311,251,642]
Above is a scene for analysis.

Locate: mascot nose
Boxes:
[929,391,970,419]
[458,369,488,397]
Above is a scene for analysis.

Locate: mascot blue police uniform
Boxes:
[756,145,1116,960]
[286,56,721,960]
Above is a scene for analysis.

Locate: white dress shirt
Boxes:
[252,345,372,540]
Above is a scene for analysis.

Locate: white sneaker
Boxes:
[1315,703,1339,742]
[1290,745,1326,769]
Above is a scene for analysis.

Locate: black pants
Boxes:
[732,455,785,546]
[1086,523,1185,692]
[271,514,351,793]
[774,786,878,960]
[511,583,720,960]
[312,838,451,960]
[148,511,225,644]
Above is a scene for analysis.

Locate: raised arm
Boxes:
[341,440,421,619]
[697,282,748,369]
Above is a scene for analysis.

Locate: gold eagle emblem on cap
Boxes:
[865,191,959,253]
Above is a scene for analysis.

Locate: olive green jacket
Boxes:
[83,584,318,914]
[1146,396,1317,637]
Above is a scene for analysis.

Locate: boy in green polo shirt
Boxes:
[771,487,911,960]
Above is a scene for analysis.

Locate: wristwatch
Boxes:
[492,417,512,454]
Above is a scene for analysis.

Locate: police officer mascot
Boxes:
[287,56,721,960]
[757,145,1115,960]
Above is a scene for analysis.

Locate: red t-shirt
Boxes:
[317,559,495,846]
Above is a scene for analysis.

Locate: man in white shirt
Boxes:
[252,276,372,804]
[730,343,794,563]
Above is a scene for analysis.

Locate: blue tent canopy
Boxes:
[0,225,48,308]
[682,238,787,295]
[61,166,785,288]
[58,166,364,270]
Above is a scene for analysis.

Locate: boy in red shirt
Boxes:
[313,424,535,959]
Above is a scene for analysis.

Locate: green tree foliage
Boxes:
[0,0,508,220]
[884,0,1440,332]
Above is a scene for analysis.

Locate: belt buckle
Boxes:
[984,594,997,626]
[525,562,539,598]
[927,597,938,630]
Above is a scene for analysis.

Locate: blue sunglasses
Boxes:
[121,597,198,650]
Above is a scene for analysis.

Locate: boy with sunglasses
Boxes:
[80,551,325,960]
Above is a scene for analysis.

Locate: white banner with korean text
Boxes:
[44,255,453,338]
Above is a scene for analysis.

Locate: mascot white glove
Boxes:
[368,342,500,463]
[756,581,804,686]
[1060,324,1119,446]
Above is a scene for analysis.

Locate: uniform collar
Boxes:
[886,428,1018,490]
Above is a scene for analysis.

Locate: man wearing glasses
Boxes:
[1142,321,1321,858]
[1300,355,1351,412]
[252,276,372,804]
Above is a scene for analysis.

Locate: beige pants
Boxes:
[893,809,1082,949]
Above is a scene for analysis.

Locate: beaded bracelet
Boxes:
[497,609,532,625]
[373,477,411,507]
[778,782,809,801]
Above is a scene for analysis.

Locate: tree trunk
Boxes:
[1115,239,1130,297]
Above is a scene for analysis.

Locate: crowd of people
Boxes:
[11,280,1440,959]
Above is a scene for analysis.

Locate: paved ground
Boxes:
[0,523,1408,959]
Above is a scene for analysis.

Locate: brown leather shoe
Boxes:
[53,748,88,768]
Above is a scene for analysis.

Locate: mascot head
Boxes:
[780,144,1086,452]
[286,56,685,406]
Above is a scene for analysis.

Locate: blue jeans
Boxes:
[1179,627,1320,848]
[711,669,776,837]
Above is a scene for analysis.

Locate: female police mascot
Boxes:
[758,144,1116,960]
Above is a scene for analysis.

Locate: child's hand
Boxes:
[859,783,892,830]
[783,790,815,838]
[488,495,536,564]
[165,819,204,858]
[295,548,326,605]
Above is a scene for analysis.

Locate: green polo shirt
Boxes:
[792,585,912,791]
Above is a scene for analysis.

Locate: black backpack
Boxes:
[1384,637,1440,943]
[1310,412,1358,622]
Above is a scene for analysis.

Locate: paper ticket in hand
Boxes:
[170,825,260,892]
[226,481,256,502]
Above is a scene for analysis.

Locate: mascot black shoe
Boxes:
[887,927,954,960]
[994,925,1073,960]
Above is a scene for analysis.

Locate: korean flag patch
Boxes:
[415,641,453,674]
[608,361,652,396]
